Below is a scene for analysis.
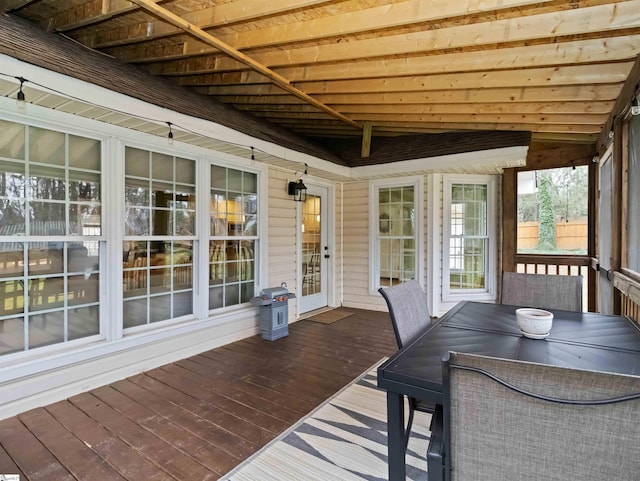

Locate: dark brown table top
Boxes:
[378,301,640,403]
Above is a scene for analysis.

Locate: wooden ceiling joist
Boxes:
[129,0,361,130]
[216,85,622,106]
[154,35,640,84]
[7,0,640,158]
[89,0,558,54]
[73,0,334,47]
[125,1,640,71]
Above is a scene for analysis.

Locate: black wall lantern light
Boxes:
[288,163,308,202]
[288,178,307,202]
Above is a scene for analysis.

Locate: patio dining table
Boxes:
[377,300,640,481]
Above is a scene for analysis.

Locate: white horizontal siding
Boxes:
[267,167,299,320]
[341,181,387,311]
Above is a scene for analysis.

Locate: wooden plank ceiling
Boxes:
[4,0,640,148]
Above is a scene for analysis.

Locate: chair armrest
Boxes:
[426,404,444,481]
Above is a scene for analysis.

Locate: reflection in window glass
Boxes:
[209,165,257,310]
[0,120,25,160]
[449,184,487,290]
[122,240,194,326]
[124,148,196,238]
[377,185,415,287]
[0,242,101,354]
[123,147,196,327]
[0,122,102,356]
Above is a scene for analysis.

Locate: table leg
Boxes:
[387,390,406,481]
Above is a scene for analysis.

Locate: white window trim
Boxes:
[441,174,497,304]
[368,175,424,295]
[0,102,268,370]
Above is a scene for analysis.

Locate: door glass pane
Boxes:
[302,194,321,297]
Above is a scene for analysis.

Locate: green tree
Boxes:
[537,173,556,250]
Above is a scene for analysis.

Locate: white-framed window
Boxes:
[122,146,196,328]
[0,119,103,355]
[442,175,497,302]
[0,103,267,367]
[369,176,424,292]
[209,165,258,310]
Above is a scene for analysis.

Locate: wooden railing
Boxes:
[613,271,640,324]
[514,254,590,276]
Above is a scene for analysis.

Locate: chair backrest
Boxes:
[442,351,640,481]
[501,271,583,311]
[378,280,430,348]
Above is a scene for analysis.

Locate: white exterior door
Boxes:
[298,185,329,313]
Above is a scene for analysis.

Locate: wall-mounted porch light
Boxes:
[288,179,307,202]
[288,163,308,202]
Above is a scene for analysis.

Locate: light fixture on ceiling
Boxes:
[287,163,308,202]
[15,76,26,113]
[167,121,174,145]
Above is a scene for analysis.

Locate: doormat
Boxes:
[307,309,353,324]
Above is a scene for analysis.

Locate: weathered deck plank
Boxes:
[0,309,396,480]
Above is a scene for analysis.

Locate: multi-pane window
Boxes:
[377,185,416,287]
[122,147,195,327]
[448,184,488,290]
[209,165,257,309]
[0,120,102,355]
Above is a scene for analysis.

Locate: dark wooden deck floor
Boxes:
[0,308,396,480]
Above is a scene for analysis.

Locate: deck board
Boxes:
[0,308,396,480]
[45,399,177,481]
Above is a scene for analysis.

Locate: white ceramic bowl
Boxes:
[516,308,554,335]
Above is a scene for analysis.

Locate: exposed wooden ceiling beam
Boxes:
[237,101,615,115]
[128,0,361,130]
[198,64,631,97]
[155,35,640,82]
[365,121,601,134]
[129,1,640,70]
[531,132,599,143]
[72,0,333,45]
[361,121,373,158]
[252,110,607,126]
[86,0,557,51]
[293,63,634,94]
[214,85,623,105]
[40,0,159,32]
[205,82,624,99]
